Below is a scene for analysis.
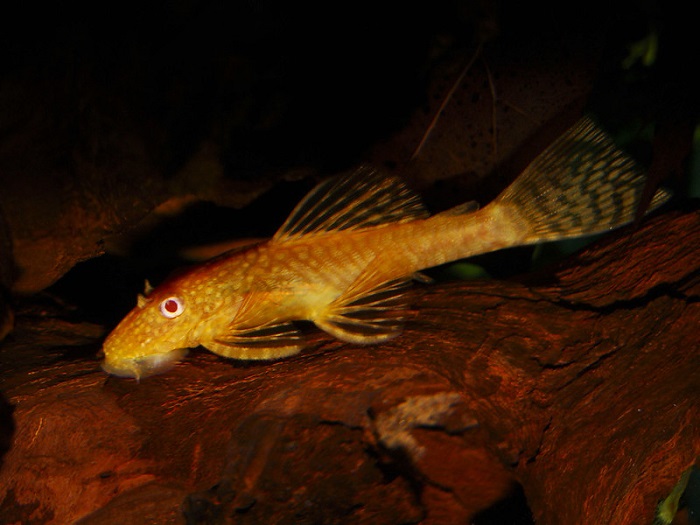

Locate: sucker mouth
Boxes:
[101,348,189,379]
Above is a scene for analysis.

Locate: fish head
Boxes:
[101,280,204,379]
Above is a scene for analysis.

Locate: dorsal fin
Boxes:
[272,166,429,242]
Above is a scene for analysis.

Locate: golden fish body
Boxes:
[102,118,670,378]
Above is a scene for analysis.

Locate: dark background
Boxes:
[0,3,698,523]
[1,1,698,315]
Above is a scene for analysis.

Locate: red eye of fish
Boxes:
[159,297,184,318]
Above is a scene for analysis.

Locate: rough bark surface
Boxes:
[0,208,697,524]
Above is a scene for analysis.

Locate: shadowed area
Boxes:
[1,2,699,524]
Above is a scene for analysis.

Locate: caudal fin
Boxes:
[495,117,671,243]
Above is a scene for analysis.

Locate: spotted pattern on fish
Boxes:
[101,116,671,379]
[498,118,670,241]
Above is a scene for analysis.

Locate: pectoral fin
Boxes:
[205,322,305,360]
[314,278,411,344]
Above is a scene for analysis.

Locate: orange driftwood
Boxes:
[0,208,698,524]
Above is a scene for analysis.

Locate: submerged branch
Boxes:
[0,209,698,524]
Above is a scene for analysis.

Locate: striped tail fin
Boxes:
[495,117,671,243]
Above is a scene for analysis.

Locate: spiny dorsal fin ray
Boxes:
[496,116,671,242]
[206,321,305,360]
[313,278,411,344]
[273,166,429,242]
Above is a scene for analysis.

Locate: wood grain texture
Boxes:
[0,208,698,524]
